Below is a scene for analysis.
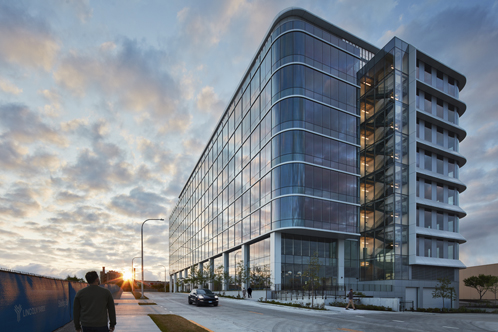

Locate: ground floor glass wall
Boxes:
[281,234,338,290]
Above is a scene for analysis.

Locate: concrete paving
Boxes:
[54,292,165,332]
[55,291,498,332]
[146,292,498,332]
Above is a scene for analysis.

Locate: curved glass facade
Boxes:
[169,13,370,287]
[170,9,467,306]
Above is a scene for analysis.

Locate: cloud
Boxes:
[54,38,187,125]
[0,2,59,71]
[100,41,116,52]
[40,88,62,117]
[196,86,224,116]
[459,198,498,267]
[55,190,85,204]
[62,148,133,192]
[137,137,177,174]
[108,187,166,218]
[0,139,61,176]
[0,77,22,95]
[177,0,246,48]
[60,0,93,23]
[50,205,112,225]
[0,182,42,218]
[0,103,67,146]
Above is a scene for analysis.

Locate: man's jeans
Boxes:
[82,326,109,332]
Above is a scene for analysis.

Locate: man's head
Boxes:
[85,271,99,285]
[350,289,353,291]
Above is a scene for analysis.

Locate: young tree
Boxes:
[302,251,321,308]
[175,279,183,292]
[463,274,498,302]
[213,264,225,292]
[195,264,210,289]
[194,265,201,288]
[65,275,84,282]
[432,277,456,309]
[260,264,272,289]
[489,278,498,303]
[236,260,251,295]
[203,263,215,290]
[223,270,234,292]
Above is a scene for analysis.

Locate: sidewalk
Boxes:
[55,292,166,332]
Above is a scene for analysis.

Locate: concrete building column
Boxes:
[338,239,345,286]
[209,258,215,291]
[407,44,419,266]
[198,262,204,289]
[222,252,229,291]
[241,244,249,290]
[270,232,281,290]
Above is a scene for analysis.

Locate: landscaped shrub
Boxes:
[330,301,392,311]
[416,307,488,313]
[258,299,326,310]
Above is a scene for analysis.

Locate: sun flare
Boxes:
[123,271,133,281]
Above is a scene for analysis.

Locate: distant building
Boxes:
[459,263,498,300]
[169,7,467,309]
[145,280,168,287]
[100,267,123,284]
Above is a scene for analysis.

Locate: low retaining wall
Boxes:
[330,297,400,311]
[0,269,121,332]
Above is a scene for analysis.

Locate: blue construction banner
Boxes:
[0,270,87,332]
[69,281,88,320]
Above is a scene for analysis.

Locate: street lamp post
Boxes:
[141,218,164,299]
[131,256,141,294]
[158,265,166,293]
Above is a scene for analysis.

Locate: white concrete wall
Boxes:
[215,289,267,300]
[328,297,400,312]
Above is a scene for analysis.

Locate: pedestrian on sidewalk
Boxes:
[242,287,247,298]
[345,288,356,310]
[74,271,117,332]
[247,287,252,298]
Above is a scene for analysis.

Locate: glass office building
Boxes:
[169,8,467,308]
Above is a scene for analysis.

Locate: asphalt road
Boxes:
[147,292,498,332]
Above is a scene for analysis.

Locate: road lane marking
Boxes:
[443,327,458,330]
[393,320,404,322]
[337,328,363,332]
[249,311,263,315]
[190,320,215,332]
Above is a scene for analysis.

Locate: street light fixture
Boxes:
[141,218,164,299]
[131,256,141,294]
[158,265,167,293]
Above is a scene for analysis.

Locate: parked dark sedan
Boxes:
[188,288,219,306]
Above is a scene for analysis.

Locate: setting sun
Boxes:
[123,271,133,281]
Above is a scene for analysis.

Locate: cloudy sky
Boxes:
[0,0,497,281]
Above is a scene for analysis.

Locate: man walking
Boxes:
[74,271,117,332]
[247,287,252,298]
[345,288,356,310]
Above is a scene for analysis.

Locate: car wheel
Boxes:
[196,299,200,307]
[213,303,218,307]
[188,298,191,305]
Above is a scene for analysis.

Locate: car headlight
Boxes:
[215,296,218,299]
[198,295,204,299]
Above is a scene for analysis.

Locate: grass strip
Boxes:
[148,314,210,332]
[139,302,157,305]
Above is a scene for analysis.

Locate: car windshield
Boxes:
[197,289,213,295]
